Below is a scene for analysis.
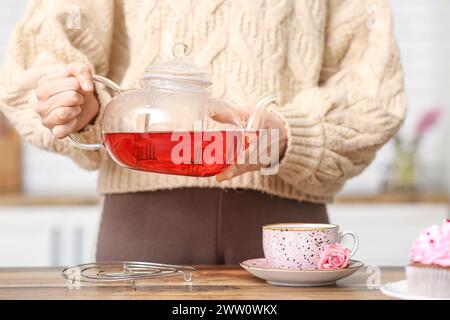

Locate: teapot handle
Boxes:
[91,75,122,95]
[246,93,278,131]
[68,75,122,150]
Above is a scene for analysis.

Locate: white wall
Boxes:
[0,0,98,195]
[344,0,450,194]
[0,0,449,195]
[0,203,447,267]
[0,205,101,266]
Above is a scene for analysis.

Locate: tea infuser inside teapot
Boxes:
[69,42,277,177]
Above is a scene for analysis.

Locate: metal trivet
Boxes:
[61,261,196,290]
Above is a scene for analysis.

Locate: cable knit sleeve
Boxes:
[0,0,114,170]
[273,0,406,197]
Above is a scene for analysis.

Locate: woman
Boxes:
[0,0,405,265]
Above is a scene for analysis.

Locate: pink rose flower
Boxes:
[416,107,442,137]
[318,243,350,270]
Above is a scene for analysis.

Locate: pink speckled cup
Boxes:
[263,223,358,270]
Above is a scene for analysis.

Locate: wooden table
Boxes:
[0,266,403,300]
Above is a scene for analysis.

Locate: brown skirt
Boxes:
[96,188,328,265]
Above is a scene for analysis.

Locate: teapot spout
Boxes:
[246,93,278,131]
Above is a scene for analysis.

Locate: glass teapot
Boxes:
[69,43,277,177]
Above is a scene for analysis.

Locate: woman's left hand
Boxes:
[213,106,288,182]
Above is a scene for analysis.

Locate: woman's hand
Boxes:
[34,62,100,139]
[215,107,288,182]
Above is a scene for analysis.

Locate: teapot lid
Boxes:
[144,43,213,86]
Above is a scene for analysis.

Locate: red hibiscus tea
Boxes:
[103,130,254,177]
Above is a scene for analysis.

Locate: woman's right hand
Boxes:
[34,62,100,139]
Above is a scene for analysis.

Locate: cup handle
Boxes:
[339,231,359,257]
[68,75,122,150]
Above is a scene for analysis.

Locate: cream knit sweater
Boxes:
[0,0,405,203]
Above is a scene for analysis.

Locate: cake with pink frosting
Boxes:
[406,219,450,298]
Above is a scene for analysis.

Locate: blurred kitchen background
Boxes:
[0,0,449,267]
